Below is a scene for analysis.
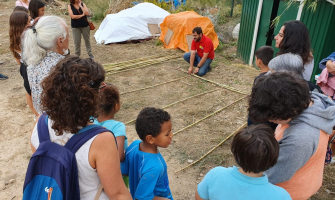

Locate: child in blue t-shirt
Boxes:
[196,124,291,200]
[121,107,174,200]
[93,84,129,184]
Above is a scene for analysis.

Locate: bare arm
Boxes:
[326,60,335,75]
[90,132,132,200]
[195,190,204,200]
[80,3,90,16]
[26,93,39,117]
[193,53,209,74]
[15,57,21,65]
[30,115,41,153]
[197,53,209,68]
[68,5,85,19]
[188,50,196,74]
[116,136,125,162]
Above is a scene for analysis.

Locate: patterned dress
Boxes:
[27,51,64,114]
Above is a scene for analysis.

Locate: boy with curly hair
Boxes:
[121,107,174,200]
[249,72,335,200]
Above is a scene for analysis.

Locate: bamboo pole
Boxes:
[175,122,247,173]
[120,75,188,95]
[103,54,163,67]
[105,55,180,72]
[176,68,248,95]
[108,57,183,75]
[124,88,220,125]
[173,95,247,136]
[105,56,174,71]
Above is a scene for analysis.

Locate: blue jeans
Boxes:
[183,52,212,76]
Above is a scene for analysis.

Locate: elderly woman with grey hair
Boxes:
[268,53,323,93]
[22,15,69,115]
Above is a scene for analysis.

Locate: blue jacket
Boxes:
[319,52,335,77]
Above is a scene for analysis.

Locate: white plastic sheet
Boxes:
[94,3,170,44]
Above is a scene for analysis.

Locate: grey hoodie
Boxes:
[266,92,335,184]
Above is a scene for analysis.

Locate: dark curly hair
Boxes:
[248,72,311,123]
[41,56,105,135]
[99,85,120,114]
[135,107,171,141]
[231,124,279,173]
[192,27,203,35]
[278,20,313,65]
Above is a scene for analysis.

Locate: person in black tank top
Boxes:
[68,0,94,58]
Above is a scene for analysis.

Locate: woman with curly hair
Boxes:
[9,11,38,116]
[30,56,132,200]
[249,72,335,200]
[274,20,314,81]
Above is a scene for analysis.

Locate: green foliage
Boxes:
[272,0,326,26]
[84,0,243,22]
[85,0,110,21]
[155,39,164,46]
[144,0,194,13]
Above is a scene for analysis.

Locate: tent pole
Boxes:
[248,0,264,66]
[296,0,304,20]
[230,0,234,17]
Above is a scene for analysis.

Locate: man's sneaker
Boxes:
[0,73,8,80]
[208,66,212,72]
[89,54,94,59]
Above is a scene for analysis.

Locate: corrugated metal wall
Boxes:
[237,0,259,64]
[301,0,335,82]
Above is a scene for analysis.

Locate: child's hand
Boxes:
[326,60,335,75]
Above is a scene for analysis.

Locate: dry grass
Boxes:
[105,0,133,15]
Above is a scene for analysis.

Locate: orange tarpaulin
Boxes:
[159,11,219,52]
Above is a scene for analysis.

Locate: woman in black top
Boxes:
[68,0,93,58]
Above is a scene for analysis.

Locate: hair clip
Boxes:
[31,26,37,34]
[88,80,95,88]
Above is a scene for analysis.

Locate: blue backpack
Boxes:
[23,114,114,200]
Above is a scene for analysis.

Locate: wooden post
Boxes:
[230,0,235,17]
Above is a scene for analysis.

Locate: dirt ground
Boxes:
[0,1,334,199]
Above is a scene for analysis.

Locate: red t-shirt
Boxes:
[191,35,214,60]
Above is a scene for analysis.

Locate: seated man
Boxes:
[183,27,214,76]
[249,72,335,200]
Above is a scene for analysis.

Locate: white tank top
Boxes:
[31,118,109,200]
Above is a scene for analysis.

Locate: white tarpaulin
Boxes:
[94,3,170,44]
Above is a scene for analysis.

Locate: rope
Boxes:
[175,122,247,173]
[173,95,247,136]
[176,68,248,95]
[124,88,220,125]
[120,76,188,95]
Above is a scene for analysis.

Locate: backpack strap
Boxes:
[65,125,115,154]
[37,114,51,143]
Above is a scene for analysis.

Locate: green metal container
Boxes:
[301,0,335,82]
[237,0,259,64]
[237,0,335,83]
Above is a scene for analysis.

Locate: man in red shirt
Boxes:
[183,27,215,76]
